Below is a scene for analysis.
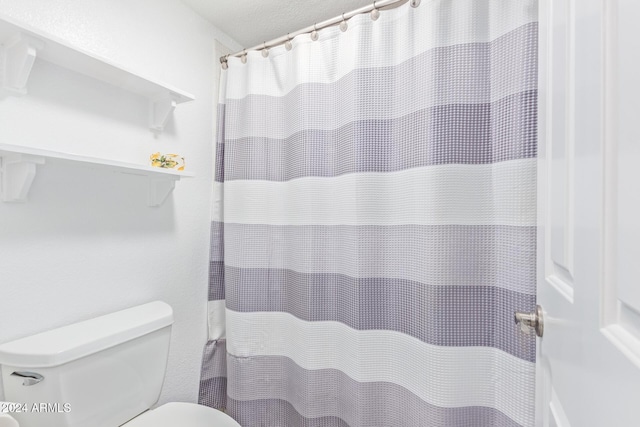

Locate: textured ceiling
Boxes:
[181,0,373,50]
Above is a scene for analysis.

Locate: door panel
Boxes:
[537,0,640,426]
[602,0,640,362]
[548,388,571,427]
[547,0,575,303]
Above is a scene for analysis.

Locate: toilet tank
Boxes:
[0,301,174,427]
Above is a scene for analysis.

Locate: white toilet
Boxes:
[0,301,240,427]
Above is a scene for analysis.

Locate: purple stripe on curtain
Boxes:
[219,91,537,182]
[198,339,227,409]
[224,267,536,361]
[221,224,537,295]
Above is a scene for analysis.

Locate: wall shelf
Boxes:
[0,144,194,207]
[0,14,195,131]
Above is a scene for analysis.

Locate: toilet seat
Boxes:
[122,402,241,427]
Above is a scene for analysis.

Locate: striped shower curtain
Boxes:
[200,0,538,426]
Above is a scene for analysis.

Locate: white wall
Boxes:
[0,0,240,404]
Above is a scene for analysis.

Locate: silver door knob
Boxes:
[515,305,544,337]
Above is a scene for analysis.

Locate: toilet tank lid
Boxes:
[0,301,173,368]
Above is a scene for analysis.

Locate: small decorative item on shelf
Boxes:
[150,152,185,171]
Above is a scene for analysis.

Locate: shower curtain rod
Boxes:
[221,0,415,65]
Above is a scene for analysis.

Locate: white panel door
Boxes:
[537,0,640,426]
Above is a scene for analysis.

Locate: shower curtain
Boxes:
[200,0,538,426]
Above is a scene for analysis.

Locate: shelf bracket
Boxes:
[149,92,180,132]
[0,153,45,202]
[147,175,179,207]
[1,33,44,95]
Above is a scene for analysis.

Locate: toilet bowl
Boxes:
[124,402,240,427]
[0,301,240,427]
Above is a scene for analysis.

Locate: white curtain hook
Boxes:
[241,49,247,64]
[311,23,319,41]
[285,33,293,51]
[261,42,269,58]
[411,0,421,7]
[340,13,348,32]
[371,1,380,21]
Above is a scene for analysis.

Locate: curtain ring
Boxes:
[261,42,269,58]
[285,33,293,51]
[240,49,247,64]
[371,1,380,21]
[340,13,348,32]
[221,54,229,70]
[311,23,319,41]
[411,0,421,7]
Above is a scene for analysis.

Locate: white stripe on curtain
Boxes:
[217,158,536,226]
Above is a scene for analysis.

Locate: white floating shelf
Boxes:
[0,14,195,131]
[0,144,194,207]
